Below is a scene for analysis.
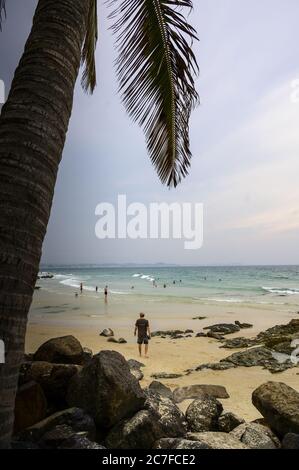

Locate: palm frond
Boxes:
[81,0,98,93]
[108,0,199,187]
[0,0,6,31]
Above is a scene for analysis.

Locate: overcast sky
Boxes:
[1,0,299,266]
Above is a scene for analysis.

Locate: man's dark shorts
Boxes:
[137,336,149,345]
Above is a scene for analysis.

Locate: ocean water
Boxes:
[37,265,299,309]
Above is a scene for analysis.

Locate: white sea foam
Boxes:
[132,273,141,277]
[262,286,299,295]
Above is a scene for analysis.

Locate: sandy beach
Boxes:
[26,287,299,422]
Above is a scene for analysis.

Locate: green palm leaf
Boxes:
[109,0,199,187]
[0,0,6,30]
[81,0,98,93]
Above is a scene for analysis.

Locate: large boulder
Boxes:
[185,432,248,449]
[67,350,145,429]
[185,396,223,432]
[282,433,299,449]
[218,412,245,433]
[173,384,229,403]
[144,391,186,437]
[148,381,173,399]
[154,438,209,449]
[33,336,84,365]
[16,407,96,443]
[23,361,81,405]
[252,382,299,437]
[14,381,47,433]
[231,422,280,449]
[105,410,162,449]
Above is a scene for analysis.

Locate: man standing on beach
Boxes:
[134,312,151,358]
[104,285,108,302]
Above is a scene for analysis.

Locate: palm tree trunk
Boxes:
[0,0,90,448]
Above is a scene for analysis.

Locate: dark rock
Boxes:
[67,350,145,429]
[105,410,162,449]
[14,381,47,434]
[218,412,245,433]
[148,381,173,399]
[207,331,225,341]
[185,329,194,334]
[23,361,81,405]
[99,328,114,337]
[256,319,299,342]
[144,391,186,437]
[203,323,241,335]
[130,368,144,381]
[59,435,106,449]
[82,347,93,364]
[196,332,207,338]
[171,334,184,339]
[185,396,223,432]
[231,422,280,449]
[118,338,127,344]
[107,337,118,343]
[33,336,84,365]
[282,433,299,449]
[220,337,257,349]
[16,407,96,442]
[192,316,207,320]
[151,330,184,338]
[185,432,248,449]
[154,438,209,449]
[151,372,183,379]
[235,321,253,329]
[222,347,275,367]
[173,384,229,403]
[195,362,237,371]
[252,381,299,437]
[127,359,145,369]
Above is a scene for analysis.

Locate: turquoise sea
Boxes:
[38,265,299,309]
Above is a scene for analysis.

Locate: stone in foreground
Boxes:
[186,432,248,449]
[34,335,84,365]
[218,412,245,433]
[231,422,280,449]
[252,382,299,437]
[67,350,145,429]
[185,396,223,432]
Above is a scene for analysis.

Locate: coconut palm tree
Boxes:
[0,0,198,448]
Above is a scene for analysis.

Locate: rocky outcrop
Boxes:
[231,422,280,449]
[14,381,47,433]
[151,372,183,379]
[148,381,173,399]
[173,384,229,403]
[144,391,186,438]
[22,361,81,405]
[16,407,96,443]
[105,410,162,449]
[33,336,84,365]
[185,432,248,449]
[185,396,223,432]
[218,412,245,433]
[282,433,299,449]
[220,338,257,349]
[99,328,114,337]
[203,323,241,335]
[252,382,299,437]
[67,350,145,429]
[154,438,209,449]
